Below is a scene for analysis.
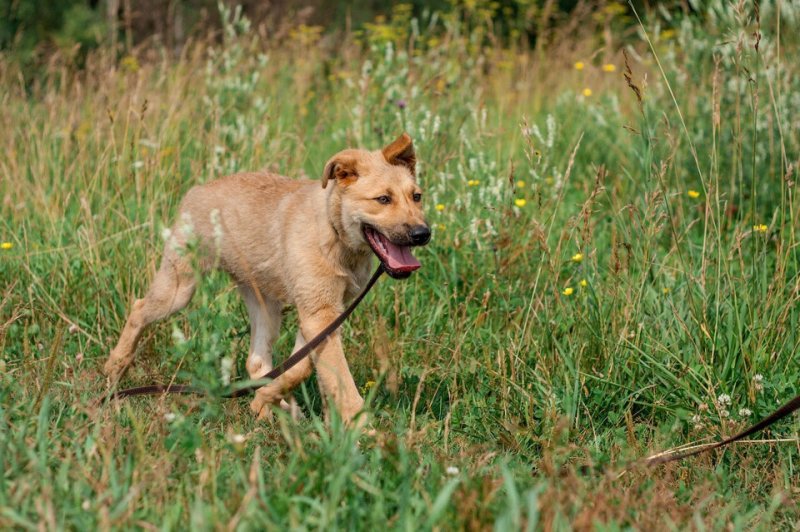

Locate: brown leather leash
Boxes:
[103,264,385,402]
[625,392,800,471]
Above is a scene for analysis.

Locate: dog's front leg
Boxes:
[300,308,365,425]
[250,308,365,426]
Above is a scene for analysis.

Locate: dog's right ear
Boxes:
[321,151,359,189]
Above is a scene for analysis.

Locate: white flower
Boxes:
[720,409,730,418]
[445,466,459,476]
[717,394,731,406]
[752,374,764,383]
[164,412,177,423]
[738,408,752,417]
[230,433,246,444]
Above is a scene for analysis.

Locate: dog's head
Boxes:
[322,133,430,278]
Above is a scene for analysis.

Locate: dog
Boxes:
[103,133,430,425]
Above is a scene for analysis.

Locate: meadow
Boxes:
[1,1,799,529]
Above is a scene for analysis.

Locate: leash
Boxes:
[104,264,385,402]
[623,392,800,472]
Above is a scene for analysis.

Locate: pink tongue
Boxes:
[380,234,421,271]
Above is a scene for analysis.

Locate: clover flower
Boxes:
[717,394,731,406]
[738,408,752,418]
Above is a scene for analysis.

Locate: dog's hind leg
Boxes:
[104,248,197,382]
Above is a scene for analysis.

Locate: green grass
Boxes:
[2,2,799,529]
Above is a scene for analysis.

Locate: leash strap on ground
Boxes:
[105,264,385,402]
[630,392,800,469]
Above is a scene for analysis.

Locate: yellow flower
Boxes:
[574,61,585,71]
[562,287,574,296]
[435,203,445,212]
[361,380,377,394]
[579,279,588,287]
[602,64,616,72]
[571,253,583,263]
[514,198,527,207]
[437,223,446,231]
[753,224,768,233]
[662,287,670,294]
[687,190,701,199]
[582,88,592,97]
[0,242,12,250]
[660,29,676,40]
[467,179,480,187]
[516,180,526,188]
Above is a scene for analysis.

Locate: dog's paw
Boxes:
[279,399,306,421]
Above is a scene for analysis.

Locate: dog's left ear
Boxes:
[382,132,416,176]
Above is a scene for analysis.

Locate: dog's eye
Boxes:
[412,192,422,202]
[376,195,392,205]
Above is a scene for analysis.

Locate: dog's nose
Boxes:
[409,225,431,245]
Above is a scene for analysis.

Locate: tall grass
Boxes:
[1,1,799,528]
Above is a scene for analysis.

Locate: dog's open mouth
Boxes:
[363,226,421,278]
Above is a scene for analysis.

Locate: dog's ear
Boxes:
[321,151,359,189]
[382,132,416,176]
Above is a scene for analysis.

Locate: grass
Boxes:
[1,1,799,529]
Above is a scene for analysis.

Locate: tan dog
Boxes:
[104,133,430,424]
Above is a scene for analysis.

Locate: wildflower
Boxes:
[514,198,527,207]
[687,190,700,199]
[691,414,702,427]
[582,88,592,97]
[720,409,730,418]
[436,223,446,231]
[1,242,13,250]
[229,433,246,444]
[361,380,376,394]
[445,466,460,475]
[571,253,583,263]
[574,61,585,71]
[753,373,764,391]
[516,180,525,188]
[717,394,731,406]
[602,64,616,72]
[164,413,177,423]
[660,29,676,40]
[753,224,768,233]
[579,279,588,287]
[120,55,140,73]
[562,287,574,296]
[738,408,752,417]
[396,99,407,109]
[75,352,84,363]
[662,287,670,294]
[435,203,445,212]
[467,179,480,187]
